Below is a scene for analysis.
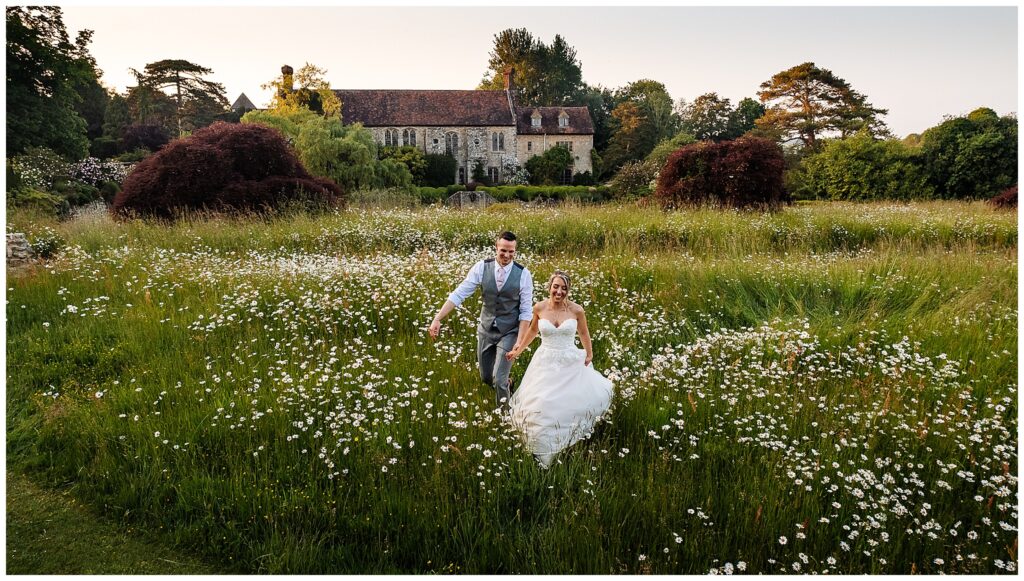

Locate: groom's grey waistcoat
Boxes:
[479,258,524,338]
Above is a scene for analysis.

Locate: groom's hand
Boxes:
[428,319,441,338]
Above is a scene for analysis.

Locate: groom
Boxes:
[429,231,534,409]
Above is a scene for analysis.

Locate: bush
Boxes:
[8,147,72,191]
[99,180,121,205]
[10,189,71,219]
[608,160,658,200]
[920,108,1017,199]
[113,122,343,219]
[572,171,595,186]
[122,124,171,153]
[422,154,458,187]
[474,185,612,203]
[54,181,101,206]
[89,136,121,159]
[524,146,573,185]
[654,136,788,209]
[379,146,427,184]
[115,148,152,163]
[791,132,933,201]
[988,185,1017,210]
[645,132,697,171]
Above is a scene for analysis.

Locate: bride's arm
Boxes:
[576,305,594,366]
[506,304,541,361]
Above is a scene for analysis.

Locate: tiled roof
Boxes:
[231,93,256,111]
[516,107,594,135]
[335,90,515,127]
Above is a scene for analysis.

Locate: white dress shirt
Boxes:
[448,260,534,322]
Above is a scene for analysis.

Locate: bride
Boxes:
[504,271,614,468]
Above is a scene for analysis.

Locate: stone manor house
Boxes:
[247,67,595,185]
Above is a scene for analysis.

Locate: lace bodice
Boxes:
[538,318,580,351]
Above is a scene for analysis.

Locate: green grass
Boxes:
[6,200,1018,574]
[6,471,222,574]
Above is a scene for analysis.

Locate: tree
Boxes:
[263,62,341,118]
[6,6,95,158]
[578,83,617,151]
[131,59,228,136]
[677,93,733,141]
[727,98,765,139]
[478,29,584,106]
[617,80,678,144]
[790,131,932,201]
[524,145,573,185]
[756,62,888,149]
[242,108,412,192]
[125,73,177,131]
[919,108,1017,199]
[379,146,427,185]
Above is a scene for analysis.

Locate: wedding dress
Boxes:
[509,318,613,468]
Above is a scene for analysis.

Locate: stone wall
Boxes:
[7,233,33,264]
[368,125,518,183]
[516,134,595,175]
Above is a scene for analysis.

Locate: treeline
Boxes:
[479,28,1016,203]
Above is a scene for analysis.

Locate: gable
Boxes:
[336,90,515,127]
[516,107,594,135]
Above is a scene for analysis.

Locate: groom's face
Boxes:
[495,239,516,267]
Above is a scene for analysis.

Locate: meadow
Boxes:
[6,200,1018,574]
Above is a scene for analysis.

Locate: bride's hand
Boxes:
[585,352,593,366]
[505,346,520,361]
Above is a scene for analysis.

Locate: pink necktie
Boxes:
[496,267,506,290]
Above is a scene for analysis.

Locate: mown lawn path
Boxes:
[6,470,221,574]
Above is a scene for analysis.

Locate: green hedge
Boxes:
[417,185,612,205]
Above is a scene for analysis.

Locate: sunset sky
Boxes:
[60,5,1018,137]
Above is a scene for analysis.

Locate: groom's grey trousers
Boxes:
[478,328,518,406]
[476,259,525,407]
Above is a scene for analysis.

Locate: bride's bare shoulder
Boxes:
[569,301,585,315]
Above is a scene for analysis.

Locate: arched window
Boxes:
[403,128,416,147]
[491,132,498,151]
[498,133,505,151]
[384,128,398,147]
[445,132,459,156]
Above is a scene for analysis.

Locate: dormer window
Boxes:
[531,110,542,128]
[558,111,569,128]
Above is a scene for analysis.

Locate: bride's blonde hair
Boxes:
[547,270,571,293]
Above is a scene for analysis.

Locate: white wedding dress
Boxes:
[509,318,614,468]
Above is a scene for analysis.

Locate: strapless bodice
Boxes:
[538,318,579,350]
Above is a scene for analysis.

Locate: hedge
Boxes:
[417,185,612,205]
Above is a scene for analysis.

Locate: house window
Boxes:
[556,141,573,152]
[403,128,416,147]
[458,167,466,184]
[487,167,499,184]
[445,132,459,156]
[558,112,569,127]
[499,133,505,151]
[561,168,572,184]
[384,128,398,147]
[491,132,504,151]
[527,141,532,152]
[531,113,541,127]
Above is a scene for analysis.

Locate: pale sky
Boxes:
[60,5,1018,138]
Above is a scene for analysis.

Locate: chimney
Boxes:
[281,65,294,95]
[503,67,515,91]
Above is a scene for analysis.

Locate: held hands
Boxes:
[505,344,522,361]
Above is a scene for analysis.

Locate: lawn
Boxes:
[6,200,1018,573]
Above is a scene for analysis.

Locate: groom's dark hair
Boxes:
[497,231,517,242]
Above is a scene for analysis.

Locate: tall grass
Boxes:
[6,201,1017,573]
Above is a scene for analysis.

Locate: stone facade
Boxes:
[365,125,518,184]
[333,69,595,185]
[516,133,594,175]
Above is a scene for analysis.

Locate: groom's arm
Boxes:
[429,261,483,338]
[514,269,535,345]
